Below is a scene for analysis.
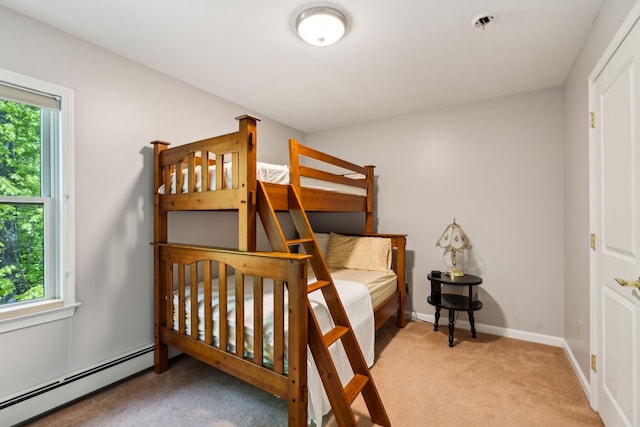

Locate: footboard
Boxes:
[153,243,309,426]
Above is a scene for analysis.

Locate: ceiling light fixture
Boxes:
[295,7,347,47]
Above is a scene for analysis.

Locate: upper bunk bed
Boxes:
[151,115,375,252]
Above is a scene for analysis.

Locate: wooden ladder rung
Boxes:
[344,374,370,404]
[285,237,314,246]
[323,325,349,347]
[308,280,331,293]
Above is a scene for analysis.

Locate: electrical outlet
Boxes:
[578,320,583,337]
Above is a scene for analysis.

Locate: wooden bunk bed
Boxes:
[151,115,406,426]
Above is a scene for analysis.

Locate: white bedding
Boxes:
[173,275,374,423]
[328,269,398,309]
[158,162,367,197]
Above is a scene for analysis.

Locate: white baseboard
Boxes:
[560,339,591,400]
[410,311,591,401]
[0,345,154,426]
[411,311,565,347]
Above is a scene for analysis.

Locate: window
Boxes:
[0,68,77,332]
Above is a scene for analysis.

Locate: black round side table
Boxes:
[427,272,483,347]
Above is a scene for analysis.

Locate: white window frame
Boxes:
[0,68,78,333]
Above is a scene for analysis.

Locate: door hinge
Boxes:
[590,233,596,250]
[591,354,597,372]
[590,112,595,128]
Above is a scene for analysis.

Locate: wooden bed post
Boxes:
[235,115,259,251]
[286,258,309,426]
[395,235,407,327]
[151,140,171,373]
[288,139,301,187]
[364,165,375,233]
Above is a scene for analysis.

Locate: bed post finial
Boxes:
[234,114,261,123]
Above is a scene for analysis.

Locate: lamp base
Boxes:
[446,267,464,277]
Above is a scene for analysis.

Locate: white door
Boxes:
[592,11,640,427]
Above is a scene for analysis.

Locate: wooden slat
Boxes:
[165,262,173,332]
[175,161,184,195]
[298,165,368,189]
[235,273,245,358]
[204,261,213,346]
[163,167,172,195]
[187,153,195,193]
[219,264,228,352]
[253,276,264,365]
[299,189,367,212]
[159,189,242,211]
[200,151,210,193]
[231,152,239,190]
[216,154,225,191]
[273,279,285,374]
[190,263,198,339]
[178,266,186,335]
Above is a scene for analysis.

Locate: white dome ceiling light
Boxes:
[295,7,347,47]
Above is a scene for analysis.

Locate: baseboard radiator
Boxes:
[1,345,154,426]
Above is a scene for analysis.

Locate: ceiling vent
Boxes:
[472,14,496,32]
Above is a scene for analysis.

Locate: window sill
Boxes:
[0,300,81,333]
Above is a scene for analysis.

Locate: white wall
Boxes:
[563,0,638,381]
[0,4,302,409]
[306,88,566,337]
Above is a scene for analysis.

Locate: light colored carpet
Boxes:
[22,320,603,426]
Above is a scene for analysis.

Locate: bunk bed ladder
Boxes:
[256,181,391,427]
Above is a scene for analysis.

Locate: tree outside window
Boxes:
[0,99,46,305]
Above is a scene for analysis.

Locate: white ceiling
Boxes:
[0,0,603,133]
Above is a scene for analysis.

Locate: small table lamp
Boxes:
[436,219,472,277]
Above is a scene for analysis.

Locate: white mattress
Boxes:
[172,275,374,423]
[329,269,398,309]
[158,162,367,196]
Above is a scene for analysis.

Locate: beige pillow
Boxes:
[325,232,392,272]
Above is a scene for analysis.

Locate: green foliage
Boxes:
[0,99,45,305]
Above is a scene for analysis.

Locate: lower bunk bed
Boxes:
[154,231,406,425]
